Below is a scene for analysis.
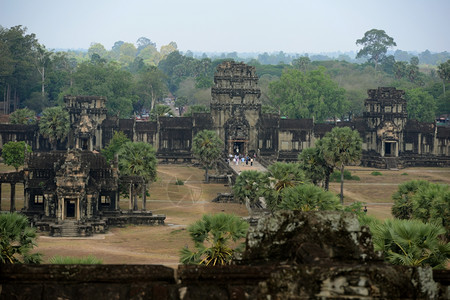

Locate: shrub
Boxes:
[49,255,103,264]
[330,170,360,182]
[175,179,184,185]
[371,171,383,176]
[180,213,248,266]
[0,213,42,264]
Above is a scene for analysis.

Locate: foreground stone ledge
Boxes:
[0,264,177,300]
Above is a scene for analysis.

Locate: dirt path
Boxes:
[23,165,450,265]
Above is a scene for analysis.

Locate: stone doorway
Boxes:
[384,141,397,157]
[229,140,247,155]
[65,198,77,219]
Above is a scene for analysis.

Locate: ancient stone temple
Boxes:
[0,62,449,170]
[210,61,261,155]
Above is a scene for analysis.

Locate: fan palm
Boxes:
[278,183,341,212]
[180,213,248,266]
[38,106,70,150]
[371,219,450,269]
[192,130,223,183]
[319,127,362,204]
[0,213,42,264]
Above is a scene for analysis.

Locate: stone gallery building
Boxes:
[1,61,448,168]
[1,62,450,232]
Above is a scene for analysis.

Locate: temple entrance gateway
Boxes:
[64,198,77,219]
[229,140,248,155]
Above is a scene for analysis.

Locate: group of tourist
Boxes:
[227,153,255,167]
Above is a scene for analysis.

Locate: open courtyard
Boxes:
[1,163,450,266]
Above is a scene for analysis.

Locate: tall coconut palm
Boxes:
[38,106,70,150]
[180,213,248,266]
[118,141,157,210]
[0,213,42,264]
[320,127,362,204]
[371,219,450,269]
[192,130,223,183]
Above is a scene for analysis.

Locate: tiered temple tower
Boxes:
[210,61,261,155]
[363,87,408,157]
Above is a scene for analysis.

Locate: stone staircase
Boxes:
[61,220,79,237]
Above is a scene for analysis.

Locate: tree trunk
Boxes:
[205,166,209,183]
[340,165,345,205]
[142,183,147,211]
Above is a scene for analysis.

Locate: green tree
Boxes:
[405,88,436,122]
[9,108,36,124]
[101,131,130,163]
[192,130,223,183]
[232,170,275,213]
[0,212,42,264]
[118,142,157,210]
[277,183,341,212]
[268,67,348,122]
[149,104,173,121]
[292,56,311,72]
[174,96,189,116]
[180,213,248,266]
[371,219,449,269]
[68,59,135,117]
[135,66,167,111]
[298,144,333,190]
[391,180,431,220]
[437,59,450,96]
[38,106,70,150]
[356,29,397,70]
[183,104,210,117]
[1,141,31,171]
[320,127,362,204]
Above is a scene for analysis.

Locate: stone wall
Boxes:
[1,211,448,299]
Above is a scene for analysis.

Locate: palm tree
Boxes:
[38,106,70,150]
[298,144,333,190]
[101,131,130,163]
[268,162,307,192]
[232,170,275,213]
[320,127,362,204]
[149,104,173,121]
[118,142,157,210]
[0,213,42,264]
[278,184,341,212]
[371,219,450,269]
[9,108,36,124]
[192,130,223,183]
[391,180,431,219]
[180,213,248,266]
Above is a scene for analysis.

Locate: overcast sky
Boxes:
[1,0,449,54]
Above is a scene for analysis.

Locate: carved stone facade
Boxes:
[0,62,449,169]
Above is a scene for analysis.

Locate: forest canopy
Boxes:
[0,25,449,122]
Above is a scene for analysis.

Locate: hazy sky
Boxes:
[1,0,449,54]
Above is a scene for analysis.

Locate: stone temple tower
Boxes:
[210,61,261,155]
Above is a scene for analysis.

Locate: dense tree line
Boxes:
[1,25,449,123]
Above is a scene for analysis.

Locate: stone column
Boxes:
[10,183,15,212]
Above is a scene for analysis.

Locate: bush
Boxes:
[175,179,184,185]
[0,213,41,264]
[330,170,360,182]
[371,171,383,176]
[49,255,103,264]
